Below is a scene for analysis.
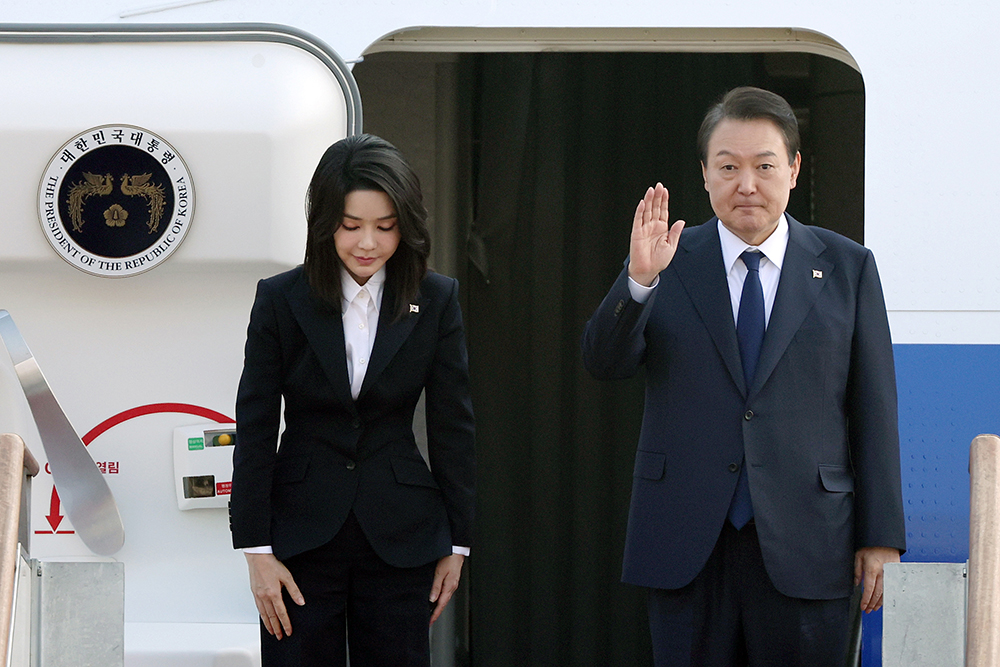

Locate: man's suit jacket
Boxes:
[230,266,475,568]
[582,216,906,600]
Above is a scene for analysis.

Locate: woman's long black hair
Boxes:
[304,134,430,321]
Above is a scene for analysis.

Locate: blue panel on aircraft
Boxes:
[863,343,1000,666]
[896,343,1000,563]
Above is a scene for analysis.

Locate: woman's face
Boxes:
[334,189,401,285]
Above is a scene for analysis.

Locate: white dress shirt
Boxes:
[627,214,790,329]
[341,266,386,399]
[717,215,788,327]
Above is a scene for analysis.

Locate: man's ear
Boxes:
[789,152,802,189]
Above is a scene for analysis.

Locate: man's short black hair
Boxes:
[697,87,800,165]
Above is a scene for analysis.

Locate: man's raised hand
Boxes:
[628,183,685,287]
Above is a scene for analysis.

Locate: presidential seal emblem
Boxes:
[38,125,194,277]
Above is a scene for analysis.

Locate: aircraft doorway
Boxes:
[354,43,865,666]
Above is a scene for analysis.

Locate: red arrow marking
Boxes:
[45,487,63,532]
[36,403,234,537]
[82,403,233,445]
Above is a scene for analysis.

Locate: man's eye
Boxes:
[759,164,773,170]
[722,165,736,171]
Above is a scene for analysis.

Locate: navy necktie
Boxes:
[728,250,764,529]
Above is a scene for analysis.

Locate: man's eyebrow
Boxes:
[713,149,779,159]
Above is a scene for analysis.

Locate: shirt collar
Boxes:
[340,266,387,313]
[717,213,790,273]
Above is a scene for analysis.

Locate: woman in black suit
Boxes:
[230,134,476,667]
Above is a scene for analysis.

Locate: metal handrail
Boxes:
[0,311,123,555]
[968,433,1000,667]
[0,434,37,666]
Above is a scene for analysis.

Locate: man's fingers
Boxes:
[668,219,686,246]
[859,566,885,612]
[632,197,647,232]
[649,183,666,223]
[859,573,875,611]
[632,184,674,235]
[641,186,655,226]
[864,571,885,613]
[853,550,867,586]
[854,547,899,612]
[873,585,885,612]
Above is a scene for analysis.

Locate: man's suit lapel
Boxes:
[358,282,425,400]
[673,220,747,396]
[751,217,833,395]
[285,272,356,411]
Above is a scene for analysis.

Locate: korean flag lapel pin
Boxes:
[812,269,823,279]
[409,303,420,314]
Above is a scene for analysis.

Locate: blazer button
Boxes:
[744,410,754,421]
[346,461,356,471]
[614,299,625,316]
[728,463,739,473]
[351,419,361,429]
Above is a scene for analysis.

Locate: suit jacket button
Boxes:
[346,461,356,471]
[728,463,739,473]
[351,419,361,429]
[744,410,754,421]
[614,299,625,316]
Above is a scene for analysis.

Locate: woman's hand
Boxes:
[429,553,465,625]
[245,552,305,640]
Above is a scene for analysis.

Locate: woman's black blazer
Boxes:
[230,266,475,568]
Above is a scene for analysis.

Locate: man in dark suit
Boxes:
[582,87,905,665]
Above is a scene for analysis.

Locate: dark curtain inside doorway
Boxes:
[465,52,759,667]
[462,51,864,666]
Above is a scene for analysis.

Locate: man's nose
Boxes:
[737,172,757,194]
